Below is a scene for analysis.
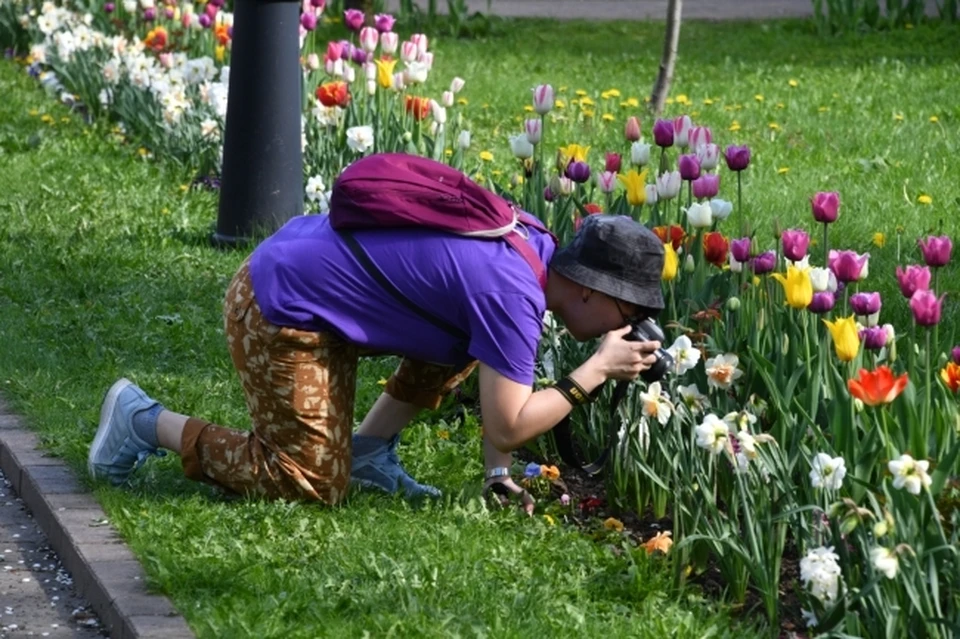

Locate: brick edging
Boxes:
[0,398,195,639]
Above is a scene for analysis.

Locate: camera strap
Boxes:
[550,379,631,476]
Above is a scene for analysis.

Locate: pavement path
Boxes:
[382,0,942,21]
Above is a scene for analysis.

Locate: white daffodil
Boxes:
[723,410,757,432]
[705,353,743,390]
[799,546,842,603]
[870,547,899,580]
[346,125,375,154]
[678,384,709,414]
[639,382,673,425]
[809,453,846,491]
[695,413,730,455]
[667,335,701,375]
[305,175,325,202]
[888,454,932,495]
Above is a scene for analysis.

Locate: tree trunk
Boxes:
[344,0,374,12]
[649,0,682,118]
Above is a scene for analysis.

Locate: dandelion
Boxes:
[777,167,790,175]
[809,453,846,491]
[917,194,932,205]
[543,514,556,526]
[554,99,566,109]
[754,94,764,102]
[788,79,799,87]
[873,232,886,248]
[728,121,741,132]
[479,150,493,162]
[929,115,939,123]
[704,354,743,390]
[894,113,904,121]
[768,122,780,130]
[888,454,932,495]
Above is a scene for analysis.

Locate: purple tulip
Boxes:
[808,292,836,314]
[344,8,365,32]
[918,235,953,268]
[750,251,777,275]
[724,145,751,171]
[211,0,226,6]
[300,11,317,30]
[374,13,395,32]
[678,154,701,181]
[164,7,174,18]
[811,191,840,224]
[910,289,946,327]
[351,46,368,64]
[104,1,114,12]
[653,119,674,147]
[828,249,869,283]
[850,292,881,316]
[565,161,591,183]
[198,12,212,27]
[691,174,719,199]
[143,6,155,19]
[781,229,810,262]
[860,326,888,350]
[543,186,555,202]
[952,346,960,364]
[731,237,752,263]
[895,264,931,298]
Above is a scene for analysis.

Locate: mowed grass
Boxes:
[0,13,958,636]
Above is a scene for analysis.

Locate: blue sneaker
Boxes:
[350,434,441,499]
[88,378,165,486]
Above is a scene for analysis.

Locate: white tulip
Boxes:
[685,202,713,228]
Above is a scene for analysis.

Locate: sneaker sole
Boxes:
[88,378,134,479]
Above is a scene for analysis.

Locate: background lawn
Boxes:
[1,12,958,636]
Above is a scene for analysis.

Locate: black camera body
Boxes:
[624,318,674,383]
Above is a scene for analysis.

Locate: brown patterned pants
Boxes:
[179,258,477,505]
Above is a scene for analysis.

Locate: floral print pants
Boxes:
[179,258,477,505]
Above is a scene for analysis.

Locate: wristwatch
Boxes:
[485,467,511,480]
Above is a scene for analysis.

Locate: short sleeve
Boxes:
[464,292,543,386]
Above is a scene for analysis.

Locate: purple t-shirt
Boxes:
[248,214,556,385]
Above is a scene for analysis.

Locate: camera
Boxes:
[624,318,674,383]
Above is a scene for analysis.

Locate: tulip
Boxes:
[689,126,711,152]
[204,3,217,18]
[524,119,541,145]
[163,5,173,17]
[829,250,869,284]
[374,58,396,88]
[343,65,356,83]
[380,31,398,54]
[604,153,622,174]
[653,225,686,251]
[808,291,836,314]
[104,2,115,11]
[144,6,156,20]
[859,326,888,351]
[373,12,395,32]
[653,119,674,147]
[350,46,368,65]
[850,292,881,317]
[691,174,719,200]
[429,100,447,124]
[325,57,342,78]
[710,199,732,220]
[410,33,428,55]
[458,130,470,150]
[630,142,650,167]
[358,26,378,52]
[703,232,729,267]
[781,229,810,262]
[811,191,840,224]
[597,171,617,193]
[307,53,321,70]
[198,12,212,27]
[728,252,743,273]
[325,41,343,61]
[685,202,713,228]
[343,8,364,31]
[316,81,350,107]
[543,186,554,202]
[953,346,960,365]
[918,235,952,268]
[895,264,931,298]
[557,177,574,196]
[942,363,960,393]
[400,41,418,63]
[509,134,534,160]
[645,184,658,206]
[617,169,648,206]
[824,315,861,362]
[678,154,701,181]
[673,114,692,148]
[662,243,679,281]
[418,51,434,69]
[404,95,429,120]
[624,116,641,142]
[440,90,454,108]
[697,143,720,171]
[750,251,777,275]
[656,171,681,200]
[771,265,814,310]
[848,366,909,406]
[809,266,838,292]
[730,238,752,263]
[724,145,751,171]
[565,160,591,183]
[684,254,696,273]
[532,84,554,115]
[910,289,945,326]
[449,76,465,94]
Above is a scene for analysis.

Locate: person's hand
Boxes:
[483,476,535,516]
[592,325,661,381]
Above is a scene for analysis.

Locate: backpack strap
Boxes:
[507,210,557,292]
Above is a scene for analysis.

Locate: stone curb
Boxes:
[0,398,195,639]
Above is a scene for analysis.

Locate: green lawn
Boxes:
[1,13,958,636]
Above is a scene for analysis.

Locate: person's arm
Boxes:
[480,325,659,453]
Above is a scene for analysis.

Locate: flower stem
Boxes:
[822,222,829,267]
[925,327,932,459]
[737,170,743,236]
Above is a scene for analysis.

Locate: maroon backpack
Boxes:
[328,153,556,291]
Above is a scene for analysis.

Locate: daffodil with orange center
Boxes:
[847,366,909,406]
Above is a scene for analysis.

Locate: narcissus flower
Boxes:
[847,366,908,406]
[704,354,743,390]
[617,169,648,206]
[695,413,730,454]
[771,265,814,309]
[823,315,861,362]
[888,454,931,495]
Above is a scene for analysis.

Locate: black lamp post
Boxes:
[212,0,304,247]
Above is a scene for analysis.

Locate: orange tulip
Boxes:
[941,362,960,393]
[847,366,909,406]
[703,232,729,267]
[405,95,430,121]
[316,81,350,107]
[653,224,686,251]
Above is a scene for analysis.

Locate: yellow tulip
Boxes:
[823,315,861,362]
[375,58,397,89]
[771,265,813,310]
[558,143,590,167]
[661,242,679,281]
[617,168,648,207]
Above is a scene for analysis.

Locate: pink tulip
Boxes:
[359,26,378,52]
[532,84,553,115]
[605,153,622,173]
[653,119,673,147]
[918,235,952,268]
[696,143,719,171]
[624,116,641,142]
[781,229,810,262]
[689,125,712,151]
[204,3,217,18]
[380,31,398,54]
[811,191,840,224]
[828,250,869,283]
[400,41,418,63]
[410,33,428,55]
[343,8,364,31]
[673,114,692,148]
[895,264,931,298]
[691,174,719,199]
[597,171,617,193]
[325,41,342,62]
[524,119,541,144]
[910,289,946,326]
